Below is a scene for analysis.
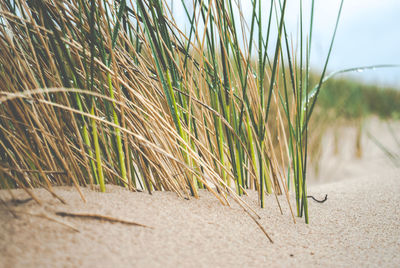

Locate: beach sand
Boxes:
[1,119,399,267]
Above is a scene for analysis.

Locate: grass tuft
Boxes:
[0,0,347,224]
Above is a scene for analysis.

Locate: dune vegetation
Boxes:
[306,75,400,168]
[1,0,374,230]
[316,77,400,120]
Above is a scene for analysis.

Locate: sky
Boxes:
[172,0,400,88]
[291,0,400,88]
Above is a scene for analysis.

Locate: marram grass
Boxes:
[0,0,344,226]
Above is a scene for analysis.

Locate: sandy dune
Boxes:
[1,170,399,267]
[1,120,399,267]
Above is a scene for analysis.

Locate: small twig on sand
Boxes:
[11,197,33,205]
[55,211,153,229]
[307,194,328,203]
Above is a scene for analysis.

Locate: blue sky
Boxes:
[296,0,400,88]
[172,0,400,88]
